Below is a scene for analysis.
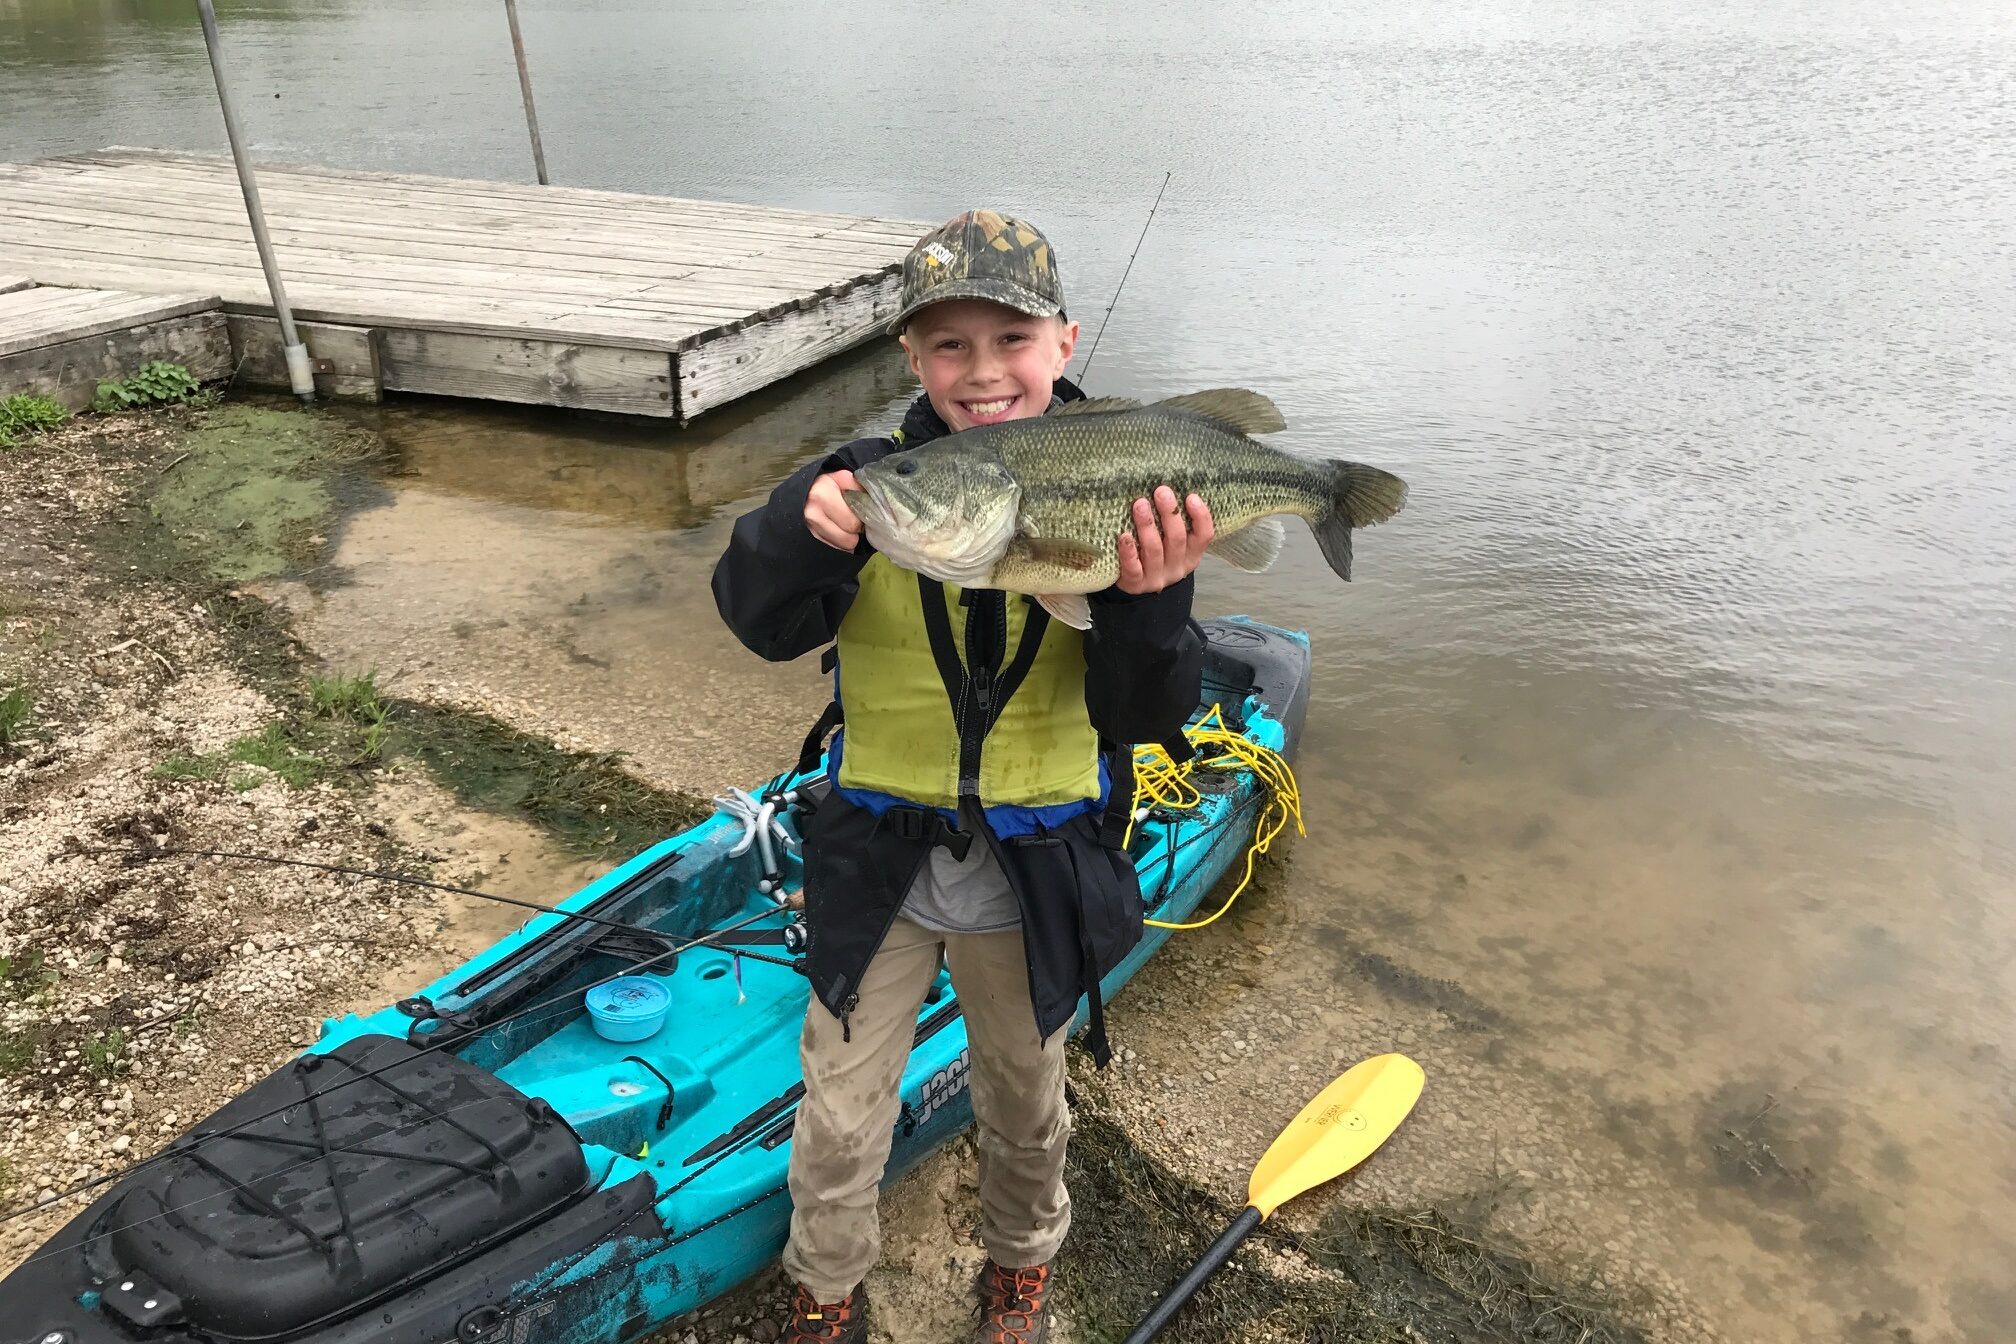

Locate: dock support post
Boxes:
[503,0,551,186]
[195,0,315,402]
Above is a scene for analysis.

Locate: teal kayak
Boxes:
[2,616,1311,1344]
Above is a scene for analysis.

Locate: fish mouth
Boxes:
[841,483,906,533]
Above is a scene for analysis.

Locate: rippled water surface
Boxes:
[6,2,2013,1339]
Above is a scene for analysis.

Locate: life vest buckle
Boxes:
[884,805,973,861]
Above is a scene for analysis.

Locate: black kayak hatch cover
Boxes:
[91,1033,591,1341]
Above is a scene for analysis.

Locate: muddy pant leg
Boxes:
[945,923,1071,1267]
[782,917,944,1301]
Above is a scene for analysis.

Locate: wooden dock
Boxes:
[0,281,231,411]
[0,148,926,421]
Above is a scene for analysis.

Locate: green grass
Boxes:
[1,949,55,1001]
[308,669,384,720]
[153,752,223,782]
[0,684,32,755]
[83,1028,126,1079]
[155,721,327,789]
[308,669,391,763]
[0,393,69,448]
[0,1029,41,1076]
[226,722,322,787]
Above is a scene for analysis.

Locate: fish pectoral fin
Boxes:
[1152,389,1287,436]
[1048,396,1144,416]
[1034,592,1094,630]
[1019,537,1106,571]
[1206,517,1287,573]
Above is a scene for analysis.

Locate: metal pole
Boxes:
[195,0,315,402]
[503,0,550,185]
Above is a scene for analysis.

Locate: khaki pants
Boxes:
[781,916,1071,1301]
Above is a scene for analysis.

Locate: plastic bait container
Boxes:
[584,976,672,1042]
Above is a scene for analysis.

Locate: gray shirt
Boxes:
[899,838,1021,934]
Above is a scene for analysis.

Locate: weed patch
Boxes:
[388,701,708,858]
[1060,1107,1645,1344]
[0,393,69,448]
[91,361,201,413]
[83,1028,126,1079]
[0,683,32,754]
[0,1027,43,1076]
[1,949,56,1001]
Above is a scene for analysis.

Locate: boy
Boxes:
[712,210,1212,1344]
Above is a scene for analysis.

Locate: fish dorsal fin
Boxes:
[1050,396,1144,416]
[1152,389,1286,436]
[1206,517,1287,573]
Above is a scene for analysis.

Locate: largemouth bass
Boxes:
[844,389,1406,629]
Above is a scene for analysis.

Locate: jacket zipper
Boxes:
[956,592,1007,799]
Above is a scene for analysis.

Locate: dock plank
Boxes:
[0,285,221,357]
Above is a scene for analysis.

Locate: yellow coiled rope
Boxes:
[1129,703,1304,930]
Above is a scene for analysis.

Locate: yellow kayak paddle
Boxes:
[1120,1052,1426,1344]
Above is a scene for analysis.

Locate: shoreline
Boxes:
[0,394,1659,1344]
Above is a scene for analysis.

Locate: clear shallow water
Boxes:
[7,2,2015,1339]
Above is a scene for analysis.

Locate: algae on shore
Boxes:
[143,401,386,583]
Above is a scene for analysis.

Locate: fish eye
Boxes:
[894,457,919,477]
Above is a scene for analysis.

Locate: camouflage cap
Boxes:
[887,210,1066,334]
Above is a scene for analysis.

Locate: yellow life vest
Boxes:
[833,555,1100,809]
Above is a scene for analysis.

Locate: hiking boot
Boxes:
[780,1281,868,1344]
[974,1259,1051,1344]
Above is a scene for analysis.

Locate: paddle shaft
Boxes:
[1121,1205,1263,1344]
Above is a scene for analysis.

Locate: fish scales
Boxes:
[843,389,1406,628]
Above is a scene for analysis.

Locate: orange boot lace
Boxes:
[975,1260,1051,1344]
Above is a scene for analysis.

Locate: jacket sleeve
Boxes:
[1081,577,1204,746]
[711,443,885,662]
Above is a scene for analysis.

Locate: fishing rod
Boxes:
[1076,170,1172,383]
[75,844,796,965]
[0,895,790,1228]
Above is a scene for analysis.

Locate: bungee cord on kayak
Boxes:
[1129,703,1305,931]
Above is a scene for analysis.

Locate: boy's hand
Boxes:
[1117,486,1214,594]
[805,469,864,551]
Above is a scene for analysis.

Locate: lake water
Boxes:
[5,2,2013,1339]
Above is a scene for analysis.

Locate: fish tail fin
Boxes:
[1312,463,1407,580]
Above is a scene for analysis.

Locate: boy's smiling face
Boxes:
[900,299,1080,433]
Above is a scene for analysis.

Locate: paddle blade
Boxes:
[1247,1052,1424,1217]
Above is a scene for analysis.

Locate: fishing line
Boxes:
[1076,170,1172,382]
[75,844,739,945]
